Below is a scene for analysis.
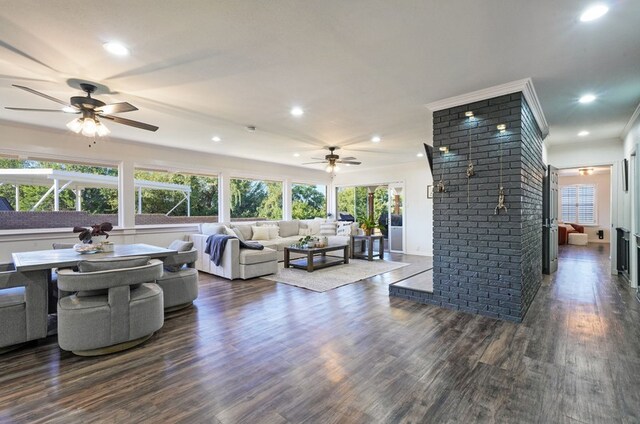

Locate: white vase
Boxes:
[91,235,107,245]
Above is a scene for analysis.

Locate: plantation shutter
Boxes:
[561,186,576,222]
[577,185,596,224]
[559,184,596,224]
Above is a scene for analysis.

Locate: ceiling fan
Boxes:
[303,146,361,173]
[5,83,158,137]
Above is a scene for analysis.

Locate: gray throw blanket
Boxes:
[204,234,264,266]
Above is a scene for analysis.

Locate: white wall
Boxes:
[621,105,639,288]
[332,160,433,256]
[0,120,330,261]
[546,138,623,168]
[558,172,611,243]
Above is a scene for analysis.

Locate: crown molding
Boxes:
[621,101,640,140]
[425,78,549,138]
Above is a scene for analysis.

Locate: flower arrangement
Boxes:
[73,222,113,244]
[296,235,319,248]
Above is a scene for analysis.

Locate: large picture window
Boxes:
[561,184,596,224]
[133,168,218,225]
[292,183,326,219]
[0,157,118,230]
[230,178,282,221]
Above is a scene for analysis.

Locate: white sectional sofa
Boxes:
[189,219,361,278]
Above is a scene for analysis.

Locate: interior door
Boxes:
[543,165,559,274]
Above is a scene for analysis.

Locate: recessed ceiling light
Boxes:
[371,136,381,143]
[211,136,221,142]
[293,153,300,157]
[578,130,590,137]
[103,41,130,56]
[580,4,609,22]
[416,152,424,157]
[290,107,304,117]
[579,94,596,104]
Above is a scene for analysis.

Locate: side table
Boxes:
[350,234,384,261]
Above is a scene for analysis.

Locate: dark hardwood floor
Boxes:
[1,245,639,423]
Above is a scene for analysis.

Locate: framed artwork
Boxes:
[427,185,434,198]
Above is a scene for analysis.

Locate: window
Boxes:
[230,178,282,220]
[292,183,326,219]
[561,184,596,224]
[133,169,218,225]
[0,156,118,230]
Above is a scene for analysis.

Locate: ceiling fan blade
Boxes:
[12,84,70,106]
[341,156,357,160]
[99,114,159,132]
[337,160,361,165]
[310,157,326,160]
[302,161,328,165]
[5,107,76,113]
[96,102,138,114]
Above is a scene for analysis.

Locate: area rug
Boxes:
[262,259,409,292]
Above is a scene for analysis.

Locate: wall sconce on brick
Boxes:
[497,124,507,133]
[439,146,449,153]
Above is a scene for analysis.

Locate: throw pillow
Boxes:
[298,228,312,236]
[231,224,253,241]
[251,225,271,241]
[168,240,194,252]
[319,222,337,236]
[336,221,352,236]
[223,226,241,240]
[306,220,322,235]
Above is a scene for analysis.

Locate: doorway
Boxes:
[335,182,405,253]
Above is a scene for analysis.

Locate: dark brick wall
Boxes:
[389,92,544,322]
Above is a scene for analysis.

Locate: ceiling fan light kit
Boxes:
[303,146,361,173]
[6,82,158,142]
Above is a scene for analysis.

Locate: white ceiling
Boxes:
[0,0,638,171]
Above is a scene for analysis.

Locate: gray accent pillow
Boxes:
[168,240,194,252]
[278,220,300,238]
[231,227,246,242]
[231,224,253,241]
[77,256,150,273]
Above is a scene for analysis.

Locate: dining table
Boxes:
[11,243,177,335]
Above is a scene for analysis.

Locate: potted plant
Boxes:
[358,216,384,236]
[73,222,113,244]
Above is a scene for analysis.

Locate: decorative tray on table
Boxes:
[74,244,101,254]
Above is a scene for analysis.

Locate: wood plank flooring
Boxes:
[1,246,639,423]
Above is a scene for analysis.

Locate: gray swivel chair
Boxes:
[156,247,199,312]
[0,263,48,353]
[56,256,164,356]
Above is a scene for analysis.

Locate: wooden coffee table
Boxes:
[284,244,350,272]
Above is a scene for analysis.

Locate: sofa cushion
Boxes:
[231,224,253,241]
[262,225,279,239]
[278,220,300,238]
[239,247,277,265]
[251,226,272,241]
[201,223,226,236]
